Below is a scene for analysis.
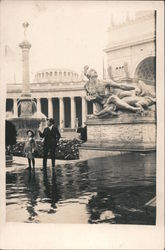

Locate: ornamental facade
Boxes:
[104,11,156,87]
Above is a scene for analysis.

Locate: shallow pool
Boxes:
[6,152,156,224]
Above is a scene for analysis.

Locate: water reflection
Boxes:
[6,152,156,224]
[26,170,39,222]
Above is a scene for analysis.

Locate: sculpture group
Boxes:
[84,66,156,118]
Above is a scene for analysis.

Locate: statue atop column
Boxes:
[23,21,29,39]
[18,22,36,117]
[83,66,156,118]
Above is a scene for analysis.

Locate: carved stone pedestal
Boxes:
[18,96,37,117]
[79,112,156,160]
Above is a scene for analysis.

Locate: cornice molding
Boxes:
[104,35,155,53]
[7,86,86,94]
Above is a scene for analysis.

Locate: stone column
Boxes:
[13,98,18,117]
[82,96,87,126]
[36,98,41,114]
[48,97,53,118]
[59,97,64,129]
[19,41,31,96]
[93,103,97,113]
[71,97,76,129]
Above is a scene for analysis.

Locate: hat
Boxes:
[27,130,35,137]
[48,118,55,124]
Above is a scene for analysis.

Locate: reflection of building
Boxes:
[6,68,93,129]
[104,11,156,86]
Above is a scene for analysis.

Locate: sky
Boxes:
[1,1,137,83]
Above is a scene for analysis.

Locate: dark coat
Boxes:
[24,138,36,159]
[39,126,61,149]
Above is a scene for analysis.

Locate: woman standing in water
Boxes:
[24,130,37,170]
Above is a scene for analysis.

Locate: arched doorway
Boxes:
[135,56,156,86]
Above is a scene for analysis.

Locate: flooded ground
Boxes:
[6,152,156,224]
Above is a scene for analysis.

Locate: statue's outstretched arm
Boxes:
[103,79,135,91]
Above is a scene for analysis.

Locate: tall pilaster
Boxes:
[59,97,64,129]
[71,97,76,129]
[82,96,87,126]
[48,97,53,118]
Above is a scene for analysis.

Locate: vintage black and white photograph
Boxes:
[2,0,158,227]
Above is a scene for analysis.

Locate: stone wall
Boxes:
[79,113,156,160]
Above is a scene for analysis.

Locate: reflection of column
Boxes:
[13,98,18,117]
[82,96,87,126]
[71,97,76,129]
[59,97,64,129]
[48,98,53,118]
[36,98,41,114]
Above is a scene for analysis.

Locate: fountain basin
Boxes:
[7,117,46,140]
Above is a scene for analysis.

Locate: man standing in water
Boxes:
[38,118,61,168]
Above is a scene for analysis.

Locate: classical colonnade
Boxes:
[6,95,96,129]
[36,96,88,129]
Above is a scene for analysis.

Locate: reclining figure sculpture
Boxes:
[84,66,156,118]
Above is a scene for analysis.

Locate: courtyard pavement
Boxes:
[7,156,81,172]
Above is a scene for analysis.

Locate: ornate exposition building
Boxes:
[104,11,156,86]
